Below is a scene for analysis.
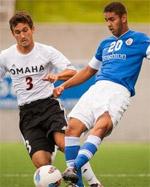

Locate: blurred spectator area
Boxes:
[0,0,15,22]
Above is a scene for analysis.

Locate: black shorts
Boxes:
[19,97,67,157]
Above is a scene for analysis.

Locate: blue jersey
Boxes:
[95,30,150,96]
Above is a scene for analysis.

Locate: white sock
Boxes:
[82,162,101,185]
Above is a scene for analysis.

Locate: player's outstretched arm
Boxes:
[55,69,77,81]
[61,65,97,89]
[43,69,76,83]
[53,65,97,97]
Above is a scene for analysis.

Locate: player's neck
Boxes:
[17,42,34,54]
[117,25,129,38]
[122,25,129,35]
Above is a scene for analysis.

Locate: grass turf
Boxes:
[0,142,149,187]
[15,0,150,23]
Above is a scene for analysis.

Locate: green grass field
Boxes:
[16,0,150,23]
[0,142,149,187]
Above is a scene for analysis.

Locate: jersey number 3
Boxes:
[26,77,33,90]
[108,40,123,53]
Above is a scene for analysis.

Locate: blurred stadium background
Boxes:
[0,0,150,187]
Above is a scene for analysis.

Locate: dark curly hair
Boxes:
[104,2,127,17]
[9,11,33,32]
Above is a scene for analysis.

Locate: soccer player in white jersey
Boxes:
[52,2,150,187]
[0,11,102,187]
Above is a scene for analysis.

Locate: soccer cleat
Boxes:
[62,167,79,184]
[90,184,104,187]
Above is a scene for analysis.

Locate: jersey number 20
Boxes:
[108,40,123,53]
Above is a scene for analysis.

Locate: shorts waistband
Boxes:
[19,95,54,110]
[96,80,130,97]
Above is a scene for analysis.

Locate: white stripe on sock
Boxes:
[86,135,101,149]
[78,149,93,159]
[65,136,80,146]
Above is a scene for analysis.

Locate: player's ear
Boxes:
[32,26,35,32]
[121,14,127,23]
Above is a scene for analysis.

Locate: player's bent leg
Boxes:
[32,150,52,168]
[74,112,113,176]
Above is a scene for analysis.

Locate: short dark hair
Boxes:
[9,11,33,32]
[104,2,127,17]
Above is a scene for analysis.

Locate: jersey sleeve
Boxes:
[95,42,103,61]
[49,47,76,71]
[139,33,150,58]
[88,56,102,70]
[88,41,103,70]
[146,45,150,60]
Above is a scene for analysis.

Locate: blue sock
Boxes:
[65,137,84,187]
[74,135,101,170]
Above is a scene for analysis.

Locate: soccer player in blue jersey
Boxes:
[52,2,150,187]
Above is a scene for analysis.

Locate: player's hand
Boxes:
[42,74,58,83]
[53,86,64,97]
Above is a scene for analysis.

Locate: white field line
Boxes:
[100,174,150,177]
[0,173,149,177]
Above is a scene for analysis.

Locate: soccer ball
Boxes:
[33,165,62,187]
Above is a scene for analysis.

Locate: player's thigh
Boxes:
[21,126,54,158]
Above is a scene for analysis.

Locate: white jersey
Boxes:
[0,42,75,106]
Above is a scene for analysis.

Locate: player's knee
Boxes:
[65,125,82,137]
[33,159,51,168]
[66,118,86,137]
[32,151,52,168]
